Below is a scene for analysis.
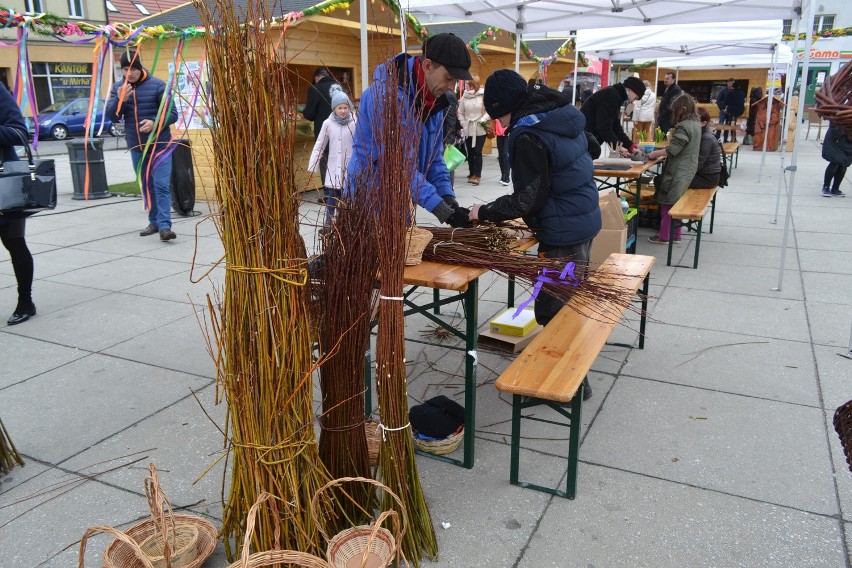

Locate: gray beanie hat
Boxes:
[330,84,351,109]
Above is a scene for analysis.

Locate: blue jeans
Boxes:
[130,147,173,230]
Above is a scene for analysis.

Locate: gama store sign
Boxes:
[796,49,852,60]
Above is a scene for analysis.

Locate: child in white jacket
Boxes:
[631,80,656,143]
[308,85,355,225]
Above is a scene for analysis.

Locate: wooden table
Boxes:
[366,237,537,470]
[594,158,663,211]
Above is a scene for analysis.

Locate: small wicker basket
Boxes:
[78,464,217,568]
[226,493,333,568]
[311,477,407,568]
[412,427,464,456]
[404,225,433,266]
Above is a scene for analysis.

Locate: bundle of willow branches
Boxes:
[311,176,379,524]
[193,0,330,558]
[353,59,438,563]
[423,225,643,324]
[0,417,23,473]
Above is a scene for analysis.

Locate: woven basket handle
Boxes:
[144,463,177,568]
[309,476,408,544]
[361,509,405,568]
[237,492,283,567]
[233,550,333,568]
[78,525,157,568]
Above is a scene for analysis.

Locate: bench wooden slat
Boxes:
[669,188,717,220]
[722,142,740,154]
[496,253,655,402]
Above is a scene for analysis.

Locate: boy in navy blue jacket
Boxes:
[106,51,178,241]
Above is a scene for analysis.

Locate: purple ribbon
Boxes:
[513,261,580,318]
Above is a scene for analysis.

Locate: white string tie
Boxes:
[378,421,411,441]
[468,350,478,365]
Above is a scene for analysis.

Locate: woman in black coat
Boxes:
[822,122,852,198]
[0,85,35,325]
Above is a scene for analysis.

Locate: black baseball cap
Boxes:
[422,33,473,81]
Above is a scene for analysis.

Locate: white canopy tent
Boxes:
[654,45,793,70]
[406,0,817,290]
[576,20,784,61]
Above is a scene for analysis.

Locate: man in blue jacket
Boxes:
[470,70,602,399]
[346,33,473,228]
[106,51,179,241]
[715,78,746,143]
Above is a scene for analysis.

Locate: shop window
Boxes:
[68,0,83,18]
[813,15,835,33]
[25,0,43,14]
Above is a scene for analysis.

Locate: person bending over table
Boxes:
[645,94,701,245]
[580,77,646,159]
[469,70,601,400]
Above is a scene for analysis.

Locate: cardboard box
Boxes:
[490,308,538,337]
[478,326,544,353]
[590,189,627,266]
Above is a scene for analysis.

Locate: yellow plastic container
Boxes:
[490,308,538,337]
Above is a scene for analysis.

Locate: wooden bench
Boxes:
[667,188,718,269]
[722,141,740,176]
[495,253,655,499]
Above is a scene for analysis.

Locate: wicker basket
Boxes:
[365,420,381,467]
[834,399,852,474]
[311,477,407,568]
[79,464,218,568]
[226,493,333,568]
[404,225,433,266]
[413,427,463,456]
[138,525,198,568]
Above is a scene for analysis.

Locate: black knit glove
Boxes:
[446,207,472,228]
[442,195,460,209]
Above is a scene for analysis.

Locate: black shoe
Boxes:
[8,302,36,326]
[159,229,176,241]
[139,224,158,236]
[581,378,592,400]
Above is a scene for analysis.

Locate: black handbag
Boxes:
[0,132,57,214]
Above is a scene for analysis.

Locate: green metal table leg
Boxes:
[709,193,717,234]
[666,217,675,266]
[634,175,642,212]
[509,394,522,485]
[693,219,703,269]
[508,275,516,308]
[638,273,650,349]
[364,350,372,417]
[433,289,440,314]
[565,384,584,499]
[461,278,479,469]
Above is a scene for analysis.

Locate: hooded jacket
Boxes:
[345,53,456,222]
[458,87,487,139]
[580,84,634,150]
[106,70,177,150]
[632,88,656,123]
[477,85,601,246]
[690,125,722,189]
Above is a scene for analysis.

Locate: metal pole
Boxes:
[840,318,852,360]
[572,47,579,105]
[758,45,779,182]
[773,24,802,224]
[359,0,369,97]
[514,5,524,74]
[775,0,817,292]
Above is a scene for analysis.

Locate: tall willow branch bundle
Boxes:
[193,0,330,559]
[0,417,23,474]
[310,175,379,523]
[353,59,437,563]
[423,226,645,325]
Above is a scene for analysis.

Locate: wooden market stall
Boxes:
[137,0,422,201]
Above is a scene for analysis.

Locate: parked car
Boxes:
[31,98,122,140]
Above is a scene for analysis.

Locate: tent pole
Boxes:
[757,45,779,182]
[400,6,406,54]
[775,0,817,292]
[572,48,579,105]
[515,30,521,73]
[653,64,659,123]
[360,0,369,97]
[773,25,803,225]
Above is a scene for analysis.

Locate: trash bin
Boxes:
[170,139,196,216]
[66,138,111,200]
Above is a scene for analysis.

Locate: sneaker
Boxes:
[159,229,177,241]
[831,189,846,197]
[581,377,592,401]
[139,223,158,236]
[499,177,510,186]
[647,235,669,244]
[470,176,480,186]
[822,186,833,197]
